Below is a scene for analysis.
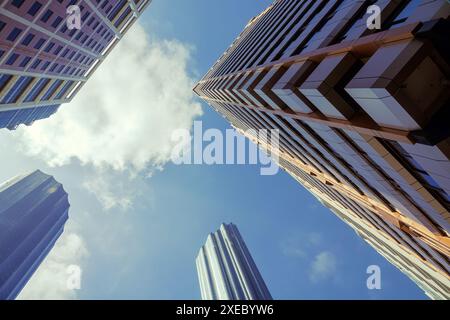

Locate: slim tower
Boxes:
[0,170,70,300]
[196,223,272,300]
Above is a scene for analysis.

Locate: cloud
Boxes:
[309,251,337,283]
[281,232,322,258]
[17,233,88,300]
[83,173,133,211]
[14,22,202,172]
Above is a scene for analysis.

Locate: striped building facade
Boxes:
[196,223,272,300]
[0,170,70,300]
[194,0,450,299]
[0,0,151,129]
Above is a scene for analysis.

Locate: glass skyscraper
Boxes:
[196,223,272,300]
[0,170,70,300]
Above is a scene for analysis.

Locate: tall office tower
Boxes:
[194,0,450,299]
[0,170,70,300]
[196,223,272,300]
[0,0,151,129]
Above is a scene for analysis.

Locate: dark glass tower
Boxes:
[0,170,70,300]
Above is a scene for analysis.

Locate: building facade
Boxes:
[0,170,70,300]
[196,223,272,300]
[0,0,151,129]
[194,0,450,299]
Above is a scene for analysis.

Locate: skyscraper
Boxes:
[0,170,70,300]
[0,0,151,129]
[196,223,272,300]
[194,0,450,299]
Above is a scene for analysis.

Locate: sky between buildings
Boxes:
[0,0,428,300]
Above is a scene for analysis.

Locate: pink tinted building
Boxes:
[0,0,151,129]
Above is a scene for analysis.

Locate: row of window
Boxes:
[2,19,107,57]
[212,89,449,227]
[208,0,423,78]
[389,142,450,209]
[0,74,75,105]
[0,104,59,130]
[0,49,87,78]
[4,1,113,55]
[12,0,72,28]
[208,80,450,232]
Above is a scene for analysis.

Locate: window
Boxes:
[87,17,95,26]
[11,0,25,8]
[40,61,50,70]
[31,59,41,69]
[332,0,377,44]
[40,9,53,23]
[44,42,55,53]
[50,63,58,72]
[55,81,74,99]
[388,141,450,208]
[41,79,63,100]
[61,48,70,58]
[51,16,63,29]
[21,33,35,46]
[7,27,22,41]
[386,0,422,29]
[82,12,90,21]
[108,0,127,20]
[5,53,19,65]
[19,56,31,68]
[0,75,13,92]
[54,45,63,55]
[27,1,42,16]
[1,76,33,104]
[0,21,6,33]
[34,38,45,49]
[105,5,113,14]
[24,78,50,102]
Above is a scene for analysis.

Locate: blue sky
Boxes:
[1,0,428,300]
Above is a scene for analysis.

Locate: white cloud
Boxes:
[15,22,202,173]
[309,251,337,283]
[281,232,323,258]
[17,233,88,300]
[0,19,203,299]
[83,173,133,211]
